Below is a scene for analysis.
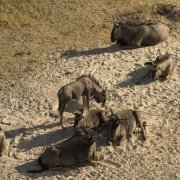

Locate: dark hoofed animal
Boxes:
[27,129,99,173]
[73,109,110,130]
[107,109,146,146]
[144,54,176,81]
[0,127,9,157]
[111,21,169,48]
[57,74,106,128]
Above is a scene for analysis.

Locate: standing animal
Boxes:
[111,21,169,48]
[74,109,110,130]
[107,109,146,146]
[144,54,176,81]
[27,129,99,173]
[57,74,106,128]
[0,127,9,157]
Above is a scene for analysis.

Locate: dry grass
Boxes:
[0,0,179,78]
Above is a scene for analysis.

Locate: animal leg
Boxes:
[59,103,67,129]
[132,111,146,140]
[82,95,88,109]
[85,93,90,110]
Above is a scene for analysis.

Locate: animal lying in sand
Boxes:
[111,21,169,49]
[145,54,176,81]
[107,109,146,145]
[57,74,106,128]
[74,109,110,130]
[0,127,9,157]
[28,129,99,173]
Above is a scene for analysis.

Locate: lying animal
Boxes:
[144,54,176,81]
[111,21,169,48]
[0,127,9,157]
[57,74,106,128]
[28,129,99,173]
[74,109,110,130]
[107,109,146,145]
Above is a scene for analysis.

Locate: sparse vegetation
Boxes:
[0,0,179,78]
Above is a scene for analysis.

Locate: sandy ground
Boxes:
[0,37,179,180]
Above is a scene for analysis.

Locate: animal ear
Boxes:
[114,22,119,27]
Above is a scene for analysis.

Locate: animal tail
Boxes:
[132,110,143,126]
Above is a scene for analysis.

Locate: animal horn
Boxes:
[110,108,116,115]
[116,15,120,22]
[114,15,119,25]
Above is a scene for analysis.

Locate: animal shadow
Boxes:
[4,121,62,139]
[117,66,154,88]
[16,159,78,178]
[17,123,74,151]
[61,44,122,59]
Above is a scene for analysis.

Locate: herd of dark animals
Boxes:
[0,20,177,174]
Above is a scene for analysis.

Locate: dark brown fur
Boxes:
[111,22,169,48]
[107,109,146,146]
[27,129,99,173]
[57,74,106,128]
[74,109,110,130]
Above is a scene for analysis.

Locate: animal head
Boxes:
[111,22,119,42]
[75,128,101,144]
[100,109,111,123]
[144,61,162,80]
[111,15,123,43]
[107,119,123,144]
[93,89,106,106]
[145,53,172,80]
[73,108,85,128]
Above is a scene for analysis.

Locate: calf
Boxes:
[74,109,110,130]
[107,109,146,146]
[145,54,176,81]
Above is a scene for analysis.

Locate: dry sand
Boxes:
[0,37,179,179]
